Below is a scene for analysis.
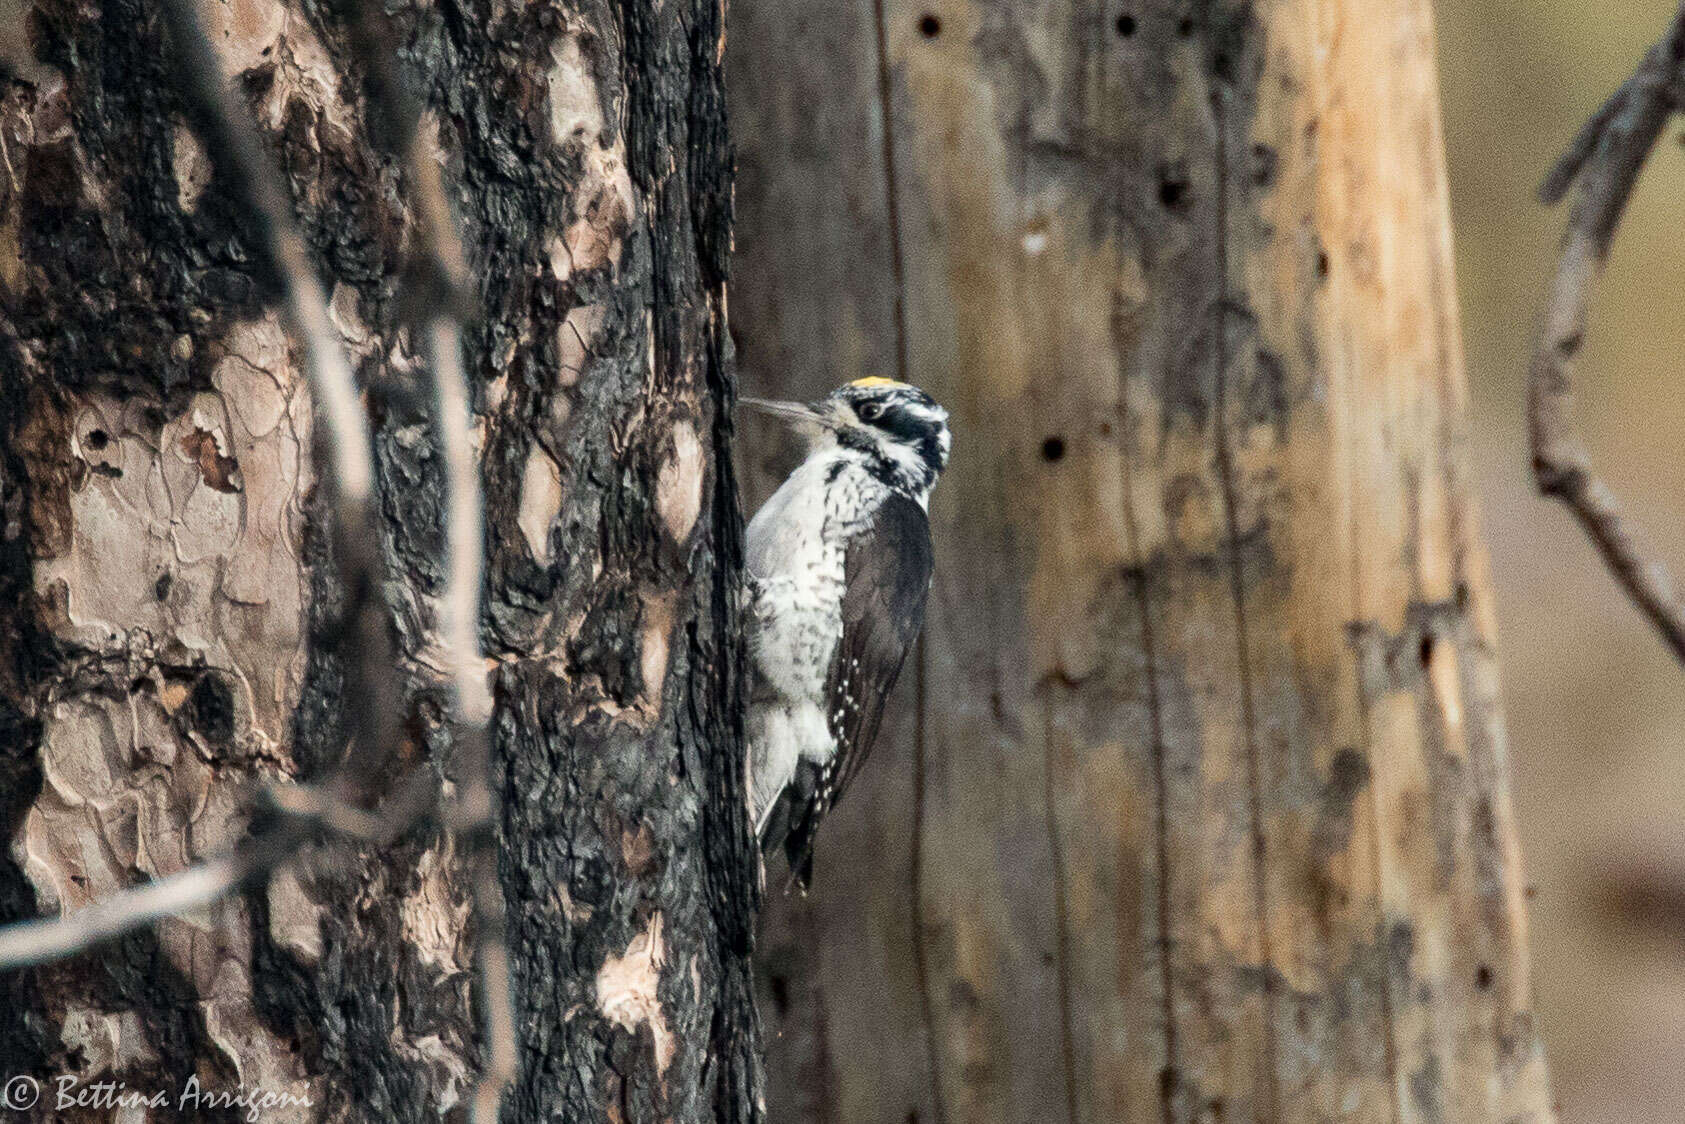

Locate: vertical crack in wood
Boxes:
[797,900,844,1124]
[1113,296,1179,1124]
[870,0,913,387]
[909,631,949,1124]
[1208,79,1281,1123]
[1350,646,1405,1120]
[1344,342,1406,1124]
[1042,691,1081,1124]
[1070,0,1092,131]
[870,2,945,1119]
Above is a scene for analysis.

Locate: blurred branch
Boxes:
[0,821,300,969]
[1595,859,1685,946]
[339,4,515,1117]
[0,769,441,970]
[0,2,512,1118]
[1531,1,1685,664]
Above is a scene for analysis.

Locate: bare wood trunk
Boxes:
[0,1,760,1120]
[729,0,1553,1121]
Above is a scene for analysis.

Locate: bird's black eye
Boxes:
[859,403,884,422]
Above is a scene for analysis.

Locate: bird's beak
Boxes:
[739,397,832,429]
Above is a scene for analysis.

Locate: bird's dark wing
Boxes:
[780,493,933,888]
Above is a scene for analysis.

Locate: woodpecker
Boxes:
[742,377,950,890]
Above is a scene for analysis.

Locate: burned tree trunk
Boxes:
[730,0,1553,1121]
[0,0,759,1120]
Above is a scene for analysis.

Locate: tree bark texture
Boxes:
[729,0,1554,1121]
[0,0,760,1120]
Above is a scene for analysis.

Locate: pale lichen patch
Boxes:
[595,913,676,1076]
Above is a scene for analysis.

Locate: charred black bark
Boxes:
[0,0,761,1119]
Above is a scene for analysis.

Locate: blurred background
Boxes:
[1439,1,1685,1118]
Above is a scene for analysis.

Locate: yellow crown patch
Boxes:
[847,376,901,389]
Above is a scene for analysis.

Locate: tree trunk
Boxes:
[729,0,1554,1121]
[0,1,760,1121]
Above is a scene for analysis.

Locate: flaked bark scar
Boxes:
[266,862,325,963]
[518,445,564,564]
[1530,0,1685,665]
[170,120,212,211]
[546,29,634,285]
[639,591,679,714]
[558,303,607,385]
[595,912,676,1077]
[401,842,474,976]
[656,419,705,545]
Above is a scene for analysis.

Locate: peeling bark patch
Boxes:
[559,303,608,383]
[549,31,607,147]
[596,912,676,1076]
[33,349,310,745]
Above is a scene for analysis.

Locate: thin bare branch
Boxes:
[424,314,515,1124]
[466,828,518,1124]
[1530,0,1685,665]
[264,768,442,846]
